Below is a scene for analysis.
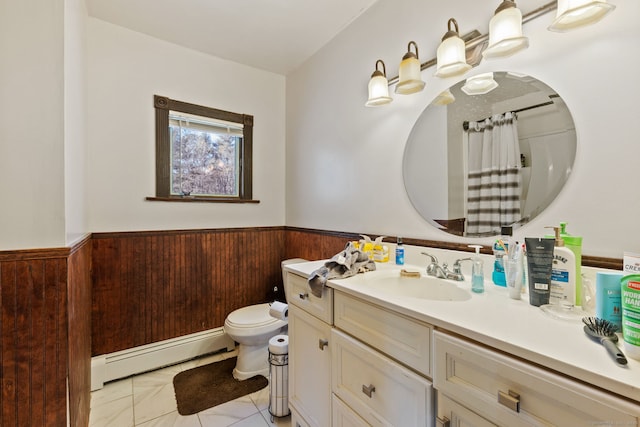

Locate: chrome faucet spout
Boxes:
[421,252,464,280]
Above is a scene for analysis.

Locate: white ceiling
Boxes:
[85,0,380,75]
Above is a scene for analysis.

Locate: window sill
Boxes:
[145,196,260,204]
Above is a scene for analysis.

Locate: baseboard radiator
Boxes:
[91,327,235,390]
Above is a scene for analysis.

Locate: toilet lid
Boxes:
[226,303,280,328]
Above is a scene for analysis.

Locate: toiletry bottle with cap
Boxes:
[492,226,512,286]
[395,237,405,265]
[469,245,484,293]
[546,223,583,305]
[546,226,576,306]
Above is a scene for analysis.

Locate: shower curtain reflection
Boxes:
[466,112,521,236]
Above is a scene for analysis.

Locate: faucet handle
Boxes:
[453,257,473,274]
[421,252,438,264]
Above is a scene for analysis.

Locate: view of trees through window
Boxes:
[170,123,240,196]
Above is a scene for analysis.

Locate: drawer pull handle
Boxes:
[361,384,376,398]
[298,292,309,300]
[436,416,450,427]
[318,339,329,350]
[498,389,520,413]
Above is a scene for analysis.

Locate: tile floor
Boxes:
[89,349,291,427]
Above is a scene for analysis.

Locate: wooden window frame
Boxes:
[147,95,258,203]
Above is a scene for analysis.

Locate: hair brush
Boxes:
[582,317,627,365]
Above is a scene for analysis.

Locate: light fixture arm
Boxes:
[442,18,460,41]
[386,0,557,86]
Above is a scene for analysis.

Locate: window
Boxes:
[148,95,257,203]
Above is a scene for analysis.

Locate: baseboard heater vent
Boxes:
[91,327,235,390]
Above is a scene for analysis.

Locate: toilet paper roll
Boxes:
[269,334,289,355]
[269,301,289,321]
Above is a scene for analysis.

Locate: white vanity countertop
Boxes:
[285,260,640,405]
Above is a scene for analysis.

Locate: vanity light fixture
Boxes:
[482,0,529,59]
[433,89,456,106]
[365,60,393,107]
[395,41,426,95]
[435,18,472,78]
[548,0,615,32]
[461,72,499,95]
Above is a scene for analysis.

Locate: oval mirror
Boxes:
[403,71,576,237]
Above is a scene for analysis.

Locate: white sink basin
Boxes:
[354,269,471,301]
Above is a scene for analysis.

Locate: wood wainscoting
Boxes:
[91,227,285,356]
[0,236,92,427]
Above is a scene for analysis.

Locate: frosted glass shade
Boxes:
[433,89,456,106]
[483,4,529,59]
[435,36,471,78]
[396,55,425,95]
[461,73,499,95]
[548,0,615,32]
[366,73,392,107]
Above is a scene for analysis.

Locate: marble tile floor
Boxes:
[89,349,291,427]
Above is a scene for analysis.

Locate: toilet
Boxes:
[223,258,307,380]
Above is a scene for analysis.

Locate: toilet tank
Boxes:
[280,258,308,302]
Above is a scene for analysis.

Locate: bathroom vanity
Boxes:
[284,259,640,427]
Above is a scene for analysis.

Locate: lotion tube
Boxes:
[525,238,555,307]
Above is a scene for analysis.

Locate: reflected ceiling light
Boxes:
[395,41,426,95]
[435,18,472,78]
[461,72,499,95]
[548,0,615,32]
[433,89,456,106]
[483,0,529,59]
[365,60,393,107]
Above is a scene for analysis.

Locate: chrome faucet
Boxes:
[421,252,465,281]
[451,258,473,281]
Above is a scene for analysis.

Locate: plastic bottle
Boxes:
[469,245,484,293]
[492,226,512,286]
[546,226,577,306]
[395,237,405,265]
[546,223,582,305]
[621,274,640,361]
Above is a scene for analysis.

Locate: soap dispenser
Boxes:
[546,226,577,306]
[469,245,484,293]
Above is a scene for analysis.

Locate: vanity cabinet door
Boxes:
[434,331,640,426]
[437,393,497,427]
[288,304,332,427]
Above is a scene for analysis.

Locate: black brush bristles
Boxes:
[582,316,619,336]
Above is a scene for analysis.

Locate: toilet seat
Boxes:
[226,303,279,328]
[224,303,286,339]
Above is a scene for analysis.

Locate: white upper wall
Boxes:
[286,0,640,258]
[65,0,89,245]
[86,18,286,232]
[0,0,66,250]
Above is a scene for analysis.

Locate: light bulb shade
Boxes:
[483,1,529,59]
[548,0,615,32]
[461,72,499,95]
[366,60,392,107]
[435,36,471,77]
[433,89,456,106]
[396,41,425,95]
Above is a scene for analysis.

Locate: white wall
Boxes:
[286,0,640,258]
[0,0,66,251]
[64,0,89,245]
[86,18,286,232]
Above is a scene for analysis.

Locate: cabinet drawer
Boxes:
[332,329,434,427]
[334,290,432,377]
[433,331,640,426]
[332,394,370,427]
[285,271,333,324]
[437,393,497,427]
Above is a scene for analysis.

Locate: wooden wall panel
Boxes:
[91,227,285,356]
[67,239,92,427]
[0,250,69,427]
[284,228,356,261]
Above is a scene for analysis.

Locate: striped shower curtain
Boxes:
[465,112,521,237]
